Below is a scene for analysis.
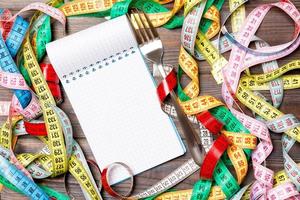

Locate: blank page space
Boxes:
[64,49,185,184]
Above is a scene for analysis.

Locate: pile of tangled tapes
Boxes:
[0,0,300,199]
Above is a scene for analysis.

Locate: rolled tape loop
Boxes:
[101,162,134,198]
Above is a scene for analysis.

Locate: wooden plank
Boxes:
[0,0,300,199]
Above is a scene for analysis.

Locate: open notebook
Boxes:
[46,15,185,184]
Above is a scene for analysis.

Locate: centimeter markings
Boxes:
[0,34,31,109]
[6,16,29,57]
[24,39,67,176]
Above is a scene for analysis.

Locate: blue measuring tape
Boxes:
[6,16,29,57]
[0,155,49,200]
[0,16,31,109]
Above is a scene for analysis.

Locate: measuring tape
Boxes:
[0,154,49,200]
[0,9,13,41]
[0,22,32,109]
[60,0,117,17]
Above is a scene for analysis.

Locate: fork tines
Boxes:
[127,9,159,45]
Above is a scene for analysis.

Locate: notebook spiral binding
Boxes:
[62,47,136,84]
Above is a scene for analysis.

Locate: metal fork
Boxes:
[127,9,205,166]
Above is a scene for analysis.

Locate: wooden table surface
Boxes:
[1,0,300,199]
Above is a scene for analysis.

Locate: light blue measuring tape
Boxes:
[0,14,31,109]
[0,154,49,200]
[6,16,29,57]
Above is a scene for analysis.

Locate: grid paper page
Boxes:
[46,16,185,184]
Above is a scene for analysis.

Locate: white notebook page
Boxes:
[46,16,185,184]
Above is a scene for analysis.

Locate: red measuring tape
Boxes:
[199,135,229,179]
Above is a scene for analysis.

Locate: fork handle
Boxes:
[155,63,205,166]
[169,91,205,166]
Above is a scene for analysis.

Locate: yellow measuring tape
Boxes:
[240,75,300,91]
[195,31,228,83]
[146,0,184,27]
[69,155,101,200]
[237,84,300,142]
[248,60,300,83]
[60,0,117,16]
[0,116,22,149]
[24,35,68,176]
[203,6,221,39]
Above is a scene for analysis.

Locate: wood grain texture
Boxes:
[1,0,300,199]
